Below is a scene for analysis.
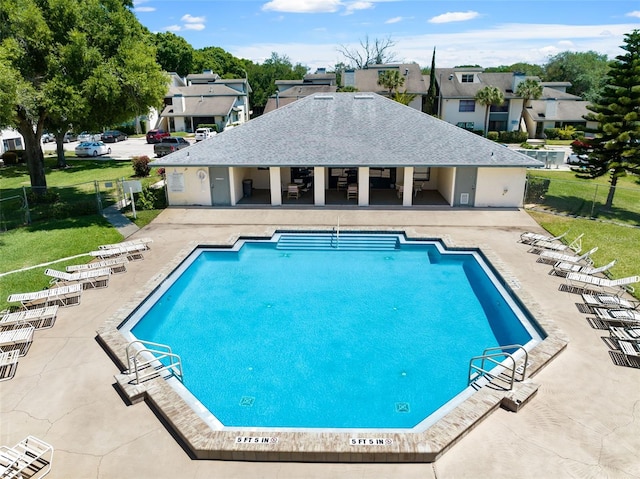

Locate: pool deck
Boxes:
[2,207,639,478]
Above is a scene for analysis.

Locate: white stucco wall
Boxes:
[441,99,485,130]
[437,167,455,205]
[165,167,211,206]
[474,167,527,207]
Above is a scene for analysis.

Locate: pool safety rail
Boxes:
[468,344,529,391]
[276,233,399,250]
[126,340,183,385]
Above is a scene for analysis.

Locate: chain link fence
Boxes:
[0,179,130,231]
[524,175,640,227]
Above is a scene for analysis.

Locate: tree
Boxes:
[377,70,404,95]
[338,35,397,69]
[425,48,437,114]
[544,51,609,101]
[193,46,247,78]
[392,90,417,106]
[475,86,505,136]
[0,0,168,191]
[571,30,640,210]
[515,78,543,134]
[484,62,545,77]
[155,32,194,77]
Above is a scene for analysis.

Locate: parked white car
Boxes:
[77,131,102,142]
[75,141,111,157]
[195,127,216,141]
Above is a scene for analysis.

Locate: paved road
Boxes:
[57,136,195,160]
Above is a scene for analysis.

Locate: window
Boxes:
[456,122,475,130]
[490,102,508,113]
[461,74,474,83]
[459,100,475,112]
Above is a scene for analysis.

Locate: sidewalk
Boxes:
[102,203,139,238]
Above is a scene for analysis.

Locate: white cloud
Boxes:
[262,0,342,13]
[182,14,206,23]
[184,23,206,31]
[429,11,480,24]
[626,11,640,18]
[134,6,155,12]
[343,2,374,15]
[385,16,403,24]
[163,25,182,32]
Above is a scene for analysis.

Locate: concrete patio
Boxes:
[1,208,638,478]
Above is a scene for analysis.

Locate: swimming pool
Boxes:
[120,232,543,431]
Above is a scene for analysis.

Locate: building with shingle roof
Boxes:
[151,92,542,208]
[264,69,337,114]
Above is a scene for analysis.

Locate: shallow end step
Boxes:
[501,381,539,412]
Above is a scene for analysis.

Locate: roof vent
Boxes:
[354,94,374,100]
[314,95,334,100]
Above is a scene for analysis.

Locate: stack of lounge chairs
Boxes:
[518,229,640,368]
[2,237,152,383]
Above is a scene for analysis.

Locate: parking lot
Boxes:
[59,135,194,160]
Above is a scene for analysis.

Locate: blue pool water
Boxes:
[123,233,542,430]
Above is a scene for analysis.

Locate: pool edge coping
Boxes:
[96,231,568,463]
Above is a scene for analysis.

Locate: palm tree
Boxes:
[377,70,405,95]
[392,90,417,106]
[475,86,505,136]
[515,78,543,136]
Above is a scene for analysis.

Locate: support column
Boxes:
[403,167,414,207]
[358,167,369,206]
[269,167,282,206]
[314,167,325,206]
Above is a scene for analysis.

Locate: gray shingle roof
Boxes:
[527,99,590,121]
[347,64,428,94]
[160,96,235,117]
[151,92,542,168]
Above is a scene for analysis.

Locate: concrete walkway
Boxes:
[102,203,139,238]
[1,208,639,479]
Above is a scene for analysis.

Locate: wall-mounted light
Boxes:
[503,187,509,195]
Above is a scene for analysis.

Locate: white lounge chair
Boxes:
[618,340,640,368]
[553,259,616,277]
[530,233,583,254]
[89,244,145,261]
[0,325,35,356]
[7,284,82,309]
[582,293,638,311]
[566,273,640,295]
[45,267,110,290]
[0,306,59,331]
[0,435,53,478]
[67,256,128,274]
[609,326,640,342]
[520,230,567,245]
[0,349,20,382]
[99,237,152,250]
[593,308,640,326]
[539,246,598,266]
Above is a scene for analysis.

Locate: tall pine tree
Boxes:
[572,30,640,209]
[425,48,437,115]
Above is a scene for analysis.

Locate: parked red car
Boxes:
[146,129,170,144]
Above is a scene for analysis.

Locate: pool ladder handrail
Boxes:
[468,344,528,391]
[126,340,183,385]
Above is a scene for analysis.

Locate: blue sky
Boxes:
[133,0,640,71]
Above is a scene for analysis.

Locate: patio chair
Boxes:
[347,183,358,200]
[0,324,35,356]
[593,308,640,326]
[582,293,638,311]
[89,244,145,261]
[552,259,615,277]
[44,267,111,290]
[286,184,300,199]
[0,435,53,478]
[336,176,348,191]
[539,246,598,266]
[0,306,59,331]
[530,233,583,255]
[617,340,640,368]
[0,349,20,382]
[520,230,567,245]
[565,273,640,295]
[7,284,82,309]
[67,256,128,275]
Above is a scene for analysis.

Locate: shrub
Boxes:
[499,131,529,143]
[135,186,166,210]
[131,155,151,177]
[557,126,576,140]
[486,131,499,141]
[471,129,484,136]
[544,128,560,140]
[27,189,60,204]
[524,177,551,203]
[1,151,18,165]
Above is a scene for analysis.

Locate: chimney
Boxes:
[173,93,185,113]
[513,72,526,92]
[545,99,558,119]
[344,69,355,87]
